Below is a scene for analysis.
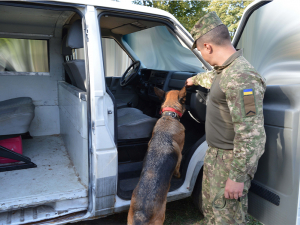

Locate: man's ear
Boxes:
[154,87,165,100]
[178,86,186,104]
[204,43,213,54]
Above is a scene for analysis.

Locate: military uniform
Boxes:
[190,12,266,225]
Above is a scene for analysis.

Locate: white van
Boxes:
[0,0,299,224]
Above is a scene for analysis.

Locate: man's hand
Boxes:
[224,178,244,199]
[185,77,194,87]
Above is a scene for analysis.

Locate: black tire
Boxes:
[192,167,203,214]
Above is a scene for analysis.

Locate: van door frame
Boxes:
[96,8,209,209]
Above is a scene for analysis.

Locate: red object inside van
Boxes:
[0,136,23,164]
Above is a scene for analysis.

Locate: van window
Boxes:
[102,38,132,77]
[123,26,203,72]
[0,38,49,73]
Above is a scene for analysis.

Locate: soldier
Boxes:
[185,12,266,224]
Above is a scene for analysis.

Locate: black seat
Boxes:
[117,108,157,139]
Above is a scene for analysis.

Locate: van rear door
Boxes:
[233,1,300,224]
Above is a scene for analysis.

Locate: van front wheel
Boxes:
[191,167,203,214]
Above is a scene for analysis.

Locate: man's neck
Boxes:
[214,45,237,66]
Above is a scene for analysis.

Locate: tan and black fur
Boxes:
[128,86,186,225]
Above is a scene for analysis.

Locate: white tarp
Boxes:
[102,38,132,77]
[123,26,204,73]
[0,38,49,72]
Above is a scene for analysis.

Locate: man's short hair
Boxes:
[196,24,231,49]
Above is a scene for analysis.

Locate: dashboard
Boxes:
[136,68,207,122]
[142,70,169,97]
[139,69,196,97]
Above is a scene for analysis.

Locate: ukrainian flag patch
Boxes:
[242,88,256,117]
[243,88,253,96]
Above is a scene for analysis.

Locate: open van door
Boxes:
[233,1,300,224]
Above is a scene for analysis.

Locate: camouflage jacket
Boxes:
[192,50,266,182]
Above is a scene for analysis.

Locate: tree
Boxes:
[206,0,252,37]
[132,0,253,38]
[133,1,209,32]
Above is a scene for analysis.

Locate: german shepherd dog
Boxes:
[128,86,186,225]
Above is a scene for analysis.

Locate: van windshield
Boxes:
[123,26,204,72]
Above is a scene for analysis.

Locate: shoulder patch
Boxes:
[242,89,256,117]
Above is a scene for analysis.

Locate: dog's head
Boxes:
[154,86,187,115]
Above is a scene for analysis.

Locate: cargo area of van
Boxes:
[0,5,89,223]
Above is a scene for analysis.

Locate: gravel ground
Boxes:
[71,197,262,225]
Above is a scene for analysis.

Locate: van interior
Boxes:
[0,2,207,224]
[0,5,89,223]
[99,14,207,200]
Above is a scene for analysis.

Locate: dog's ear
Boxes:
[154,87,165,100]
[178,86,186,104]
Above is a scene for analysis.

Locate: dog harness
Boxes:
[160,107,182,121]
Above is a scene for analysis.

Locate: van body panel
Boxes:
[39,0,179,24]
[235,1,300,224]
[58,81,89,186]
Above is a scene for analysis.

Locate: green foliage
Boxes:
[133,1,209,32]
[207,0,252,37]
[132,0,253,38]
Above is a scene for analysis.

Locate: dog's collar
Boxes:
[161,111,180,120]
[160,107,183,120]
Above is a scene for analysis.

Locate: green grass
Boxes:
[72,197,262,225]
[246,214,263,225]
[164,197,204,225]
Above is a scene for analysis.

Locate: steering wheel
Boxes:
[120,61,141,87]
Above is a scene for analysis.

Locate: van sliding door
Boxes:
[234,1,300,224]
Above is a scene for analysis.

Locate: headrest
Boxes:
[62,35,72,55]
[66,20,83,49]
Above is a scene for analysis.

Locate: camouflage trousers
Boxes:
[202,147,251,225]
